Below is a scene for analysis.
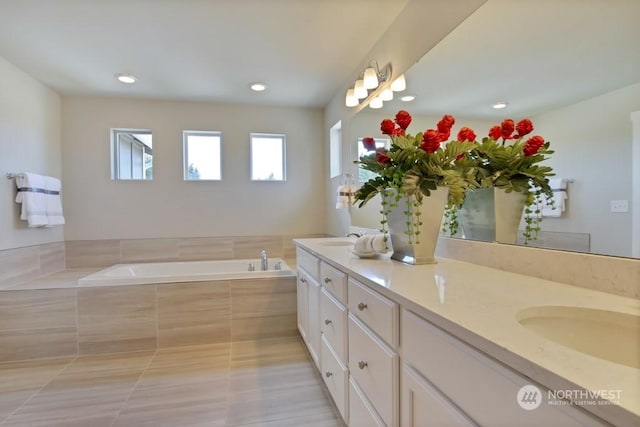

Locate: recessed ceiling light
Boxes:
[250,82,267,92]
[115,73,137,84]
[492,101,508,109]
[400,95,415,102]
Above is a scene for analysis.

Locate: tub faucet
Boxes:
[260,250,268,271]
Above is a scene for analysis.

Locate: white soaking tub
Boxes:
[78,258,294,286]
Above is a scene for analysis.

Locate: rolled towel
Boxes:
[336,185,350,209]
[354,235,374,253]
[371,234,387,253]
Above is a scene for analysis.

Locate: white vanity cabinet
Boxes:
[401,309,607,427]
[296,248,321,368]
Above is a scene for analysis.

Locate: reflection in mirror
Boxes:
[111,128,153,180]
[348,0,640,259]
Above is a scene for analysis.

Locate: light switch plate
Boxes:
[610,200,629,213]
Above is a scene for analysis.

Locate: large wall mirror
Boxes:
[348,0,640,259]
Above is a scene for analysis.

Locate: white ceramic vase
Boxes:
[385,186,449,265]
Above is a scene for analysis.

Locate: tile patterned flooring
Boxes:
[0,336,344,427]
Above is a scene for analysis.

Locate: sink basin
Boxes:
[319,240,354,246]
[517,306,640,368]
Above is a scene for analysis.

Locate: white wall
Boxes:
[534,82,640,257]
[61,96,325,240]
[0,56,63,250]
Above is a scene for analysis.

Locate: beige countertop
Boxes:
[294,237,640,425]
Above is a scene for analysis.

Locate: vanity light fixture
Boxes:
[492,101,508,109]
[400,95,416,102]
[250,82,268,92]
[345,60,403,109]
[115,73,137,84]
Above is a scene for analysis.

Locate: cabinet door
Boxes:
[402,364,476,427]
[307,276,321,369]
[350,377,385,427]
[296,271,309,341]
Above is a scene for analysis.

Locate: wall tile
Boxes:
[38,242,65,276]
[178,237,233,261]
[232,236,283,259]
[0,289,76,330]
[77,286,157,354]
[120,239,179,262]
[0,246,39,286]
[231,277,297,319]
[65,240,120,268]
[0,328,78,362]
[157,281,231,348]
[231,314,298,342]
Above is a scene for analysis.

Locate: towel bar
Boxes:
[6,172,24,179]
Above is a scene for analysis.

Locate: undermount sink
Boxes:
[319,240,354,246]
[517,306,640,369]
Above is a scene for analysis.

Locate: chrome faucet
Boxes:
[260,250,268,271]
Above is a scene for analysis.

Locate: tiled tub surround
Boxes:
[0,234,324,289]
[0,275,298,362]
[295,237,640,426]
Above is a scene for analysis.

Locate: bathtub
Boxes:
[78,258,294,286]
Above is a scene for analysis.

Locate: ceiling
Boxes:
[1,0,638,117]
[383,0,640,119]
[0,0,409,108]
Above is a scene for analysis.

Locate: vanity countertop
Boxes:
[294,237,640,425]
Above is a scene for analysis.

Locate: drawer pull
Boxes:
[358,360,368,370]
[324,277,332,284]
[324,319,332,325]
[300,277,307,283]
[357,302,368,311]
[325,371,333,378]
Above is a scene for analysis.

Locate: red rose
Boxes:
[380,119,396,136]
[421,129,441,153]
[362,137,376,151]
[488,125,502,140]
[376,147,391,164]
[523,135,545,156]
[457,127,476,142]
[501,119,515,139]
[395,110,412,130]
[437,129,450,142]
[394,128,405,137]
[516,119,533,138]
[437,114,455,133]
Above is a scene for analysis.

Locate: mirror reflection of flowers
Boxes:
[354,110,478,243]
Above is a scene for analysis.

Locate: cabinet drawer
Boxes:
[320,287,348,363]
[349,377,385,427]
[296,248,319,281]
[349,313,399,427]
[321,335,348,422]
[348,278,398,347]
[401,309,606,427]
[320,261,347,304]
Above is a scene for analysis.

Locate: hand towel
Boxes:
[371,234,387,253]
[15,172,65,227]
[335,184,351,209]
[542,191,567,217]
[354,235,374,253]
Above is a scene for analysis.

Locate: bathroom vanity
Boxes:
[294,237,639,427]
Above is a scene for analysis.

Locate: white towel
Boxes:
[335,184,354,209]
[542,177,568,217]
[15,172,65,227]
[354,235,374,253]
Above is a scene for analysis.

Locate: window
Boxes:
[183,131,222,180]
[250,133,286,181]
[111,129,153,180]
[329,121,342,178]
[357,137,389,183]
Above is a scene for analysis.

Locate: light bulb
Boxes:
[345,89,358,107]
[390,74,406,92]
[369,97,383,109]
[363,67,379,89]
[354,79,367,99]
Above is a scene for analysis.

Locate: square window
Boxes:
[111,129,153,180]
[250,133,286,181]
[183,131,222,180]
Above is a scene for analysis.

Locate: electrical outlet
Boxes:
[610,200,629,213]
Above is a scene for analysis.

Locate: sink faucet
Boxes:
[260,250,268,271]
[346,232,362,238]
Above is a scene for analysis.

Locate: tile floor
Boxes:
[0,336,344,427]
